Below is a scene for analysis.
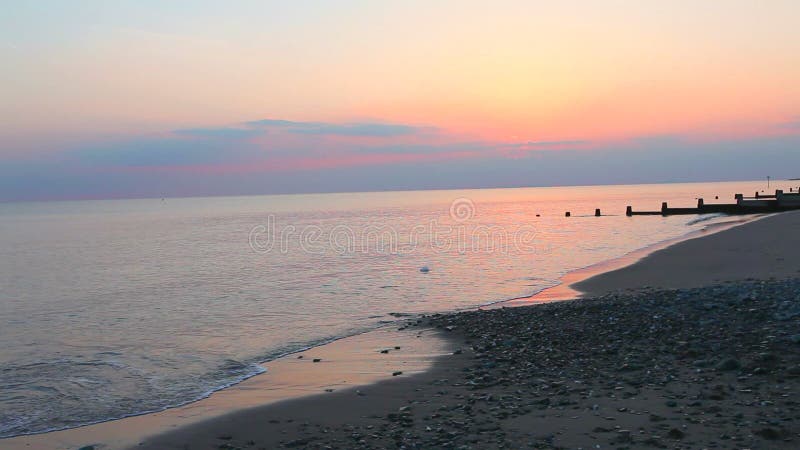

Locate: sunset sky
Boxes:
[1,1,799,200]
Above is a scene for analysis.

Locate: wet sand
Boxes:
[1,327,451,450]
[132,211,800,449]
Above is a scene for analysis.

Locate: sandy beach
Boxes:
[574,213,800,295]
[123,211,800,449]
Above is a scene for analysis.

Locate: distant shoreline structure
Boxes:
[623,188,800,216]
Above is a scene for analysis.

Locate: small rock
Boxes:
[667,428,685,439]
[716,358,741,371]
[284,438,312,448]
[754,427,782,440]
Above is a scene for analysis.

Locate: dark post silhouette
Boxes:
[565,211,570,217]
[595,208,601,216]
[626,191,800,217]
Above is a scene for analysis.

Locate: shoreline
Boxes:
[574,210,800,296]
[498,214,766,306]
[133,210,800,449]
[1,327,453,450]
[3,211,795,449]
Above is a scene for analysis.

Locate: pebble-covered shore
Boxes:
[276,279,800,449]
[140,278,800,450]
[424,279,800,448]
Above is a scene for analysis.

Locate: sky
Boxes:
[1,1,799,201]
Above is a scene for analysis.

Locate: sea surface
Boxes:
[0,180,786,437]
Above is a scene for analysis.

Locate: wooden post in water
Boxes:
[697,198,704,209]
[565,211,571,217]
[661,202,668,215]
[626,206,632,216]
[595,208,601,216]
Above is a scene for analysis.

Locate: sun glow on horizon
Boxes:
[1,1,799,200]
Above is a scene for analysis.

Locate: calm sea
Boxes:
[0,181,782,436]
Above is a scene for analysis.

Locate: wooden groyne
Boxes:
[625,189,800,217]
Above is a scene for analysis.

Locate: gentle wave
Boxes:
[685,213,726,226]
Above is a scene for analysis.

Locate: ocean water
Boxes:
[0,180,785,437]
